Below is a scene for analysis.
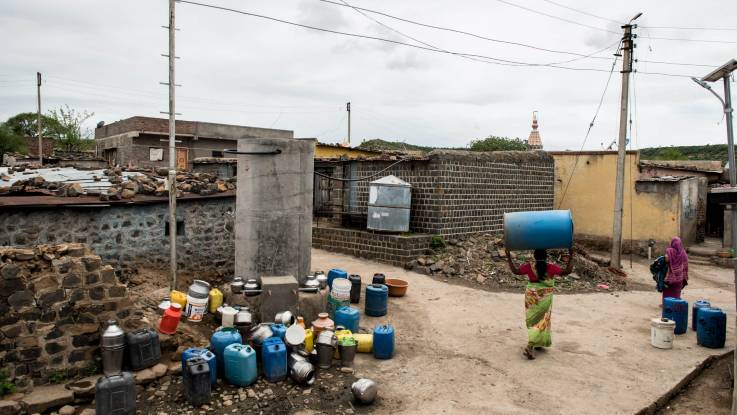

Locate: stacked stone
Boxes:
[101,169,236,201]
[0,244,145,389]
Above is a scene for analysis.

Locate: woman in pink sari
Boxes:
[664,237,688,300]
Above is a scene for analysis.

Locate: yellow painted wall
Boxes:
[315,144,381,159]
[552,152,680,243]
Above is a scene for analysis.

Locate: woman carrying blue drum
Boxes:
[503,210,575,360]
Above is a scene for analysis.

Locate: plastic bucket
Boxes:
[651,317,676,349]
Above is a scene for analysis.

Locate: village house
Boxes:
[94,116,294,170]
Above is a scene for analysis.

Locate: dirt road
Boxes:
[312,249,736,415]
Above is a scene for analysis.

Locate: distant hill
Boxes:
[639,145,734,163]
[357,139,438,153]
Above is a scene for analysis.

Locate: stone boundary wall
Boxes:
[0,244,143,388]
[0,196,236,276]
[312,226,432,267]
[347,150,555,237]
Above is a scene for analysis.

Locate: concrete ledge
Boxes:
[312,226,432,266]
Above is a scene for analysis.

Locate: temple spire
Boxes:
[527,111,542,150]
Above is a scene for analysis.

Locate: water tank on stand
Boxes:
[367,175,411,232]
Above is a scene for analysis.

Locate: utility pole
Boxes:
[166,0,178,291]
[36,72,42,166]
[346,101,351,146]
[610,14,641,269]
[692,58,737,414]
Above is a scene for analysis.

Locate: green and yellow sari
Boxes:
[525,279,555,347]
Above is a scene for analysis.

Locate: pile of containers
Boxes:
[651,297,727,350]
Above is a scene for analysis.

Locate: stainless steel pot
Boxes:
[235,310,253,325]
[352,378,378,404]
[249,323,273,345]
[303,275,320,292]
[290,360,316,386]
[315,271,327,289]
[230,276,245,294]
[339,343,357,367]
[275,311,295,326]
[316,330,337,347]
[244,279,261,296]
[316,343,334,369]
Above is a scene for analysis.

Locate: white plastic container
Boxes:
[221,307,238,328]
[186,280,210,323]
[651,317,676,349]
[331,279,352,302]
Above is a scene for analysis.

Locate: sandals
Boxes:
[523,347,536,360]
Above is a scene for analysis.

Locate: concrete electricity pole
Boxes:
[692,58,737,414]
[36,72,42,165]
[166,0,178,291]
[347,101,351,146]
[610,13,641,269]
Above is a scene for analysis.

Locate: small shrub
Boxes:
[48,370,68,384]
[0,371,16,396]
[431,236,446,249]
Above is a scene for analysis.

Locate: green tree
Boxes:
[48,105,95,152]
[654,147,688,161]
[0,122,26,161]
[5,112,63,139]
[469,135,528,152]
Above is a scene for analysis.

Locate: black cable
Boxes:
[317,0,614,59]
[537,0,621,24]
[313,159,407,182]
[496,0,737,44]
[317,0,722,68]
[641,25,737,32]
[179,0,699,77]
[557,46,621,209]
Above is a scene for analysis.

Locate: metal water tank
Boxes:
[367,175,411,232]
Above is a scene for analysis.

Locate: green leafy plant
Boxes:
[48,105,95,152]
[48,370,68,384]
[0,371,16,396]
[0,122,26,160]
[5,112,63,139]
[430,235,446,249]
[469,135,528,152]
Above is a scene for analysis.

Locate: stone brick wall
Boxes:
[0,196,236,276]
[0,244,143,388]
[345,150,555,237]
[312,226,432,267]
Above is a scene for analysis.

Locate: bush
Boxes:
[469,135,528,152]
[0,371,15,396]
[431,236,446,249]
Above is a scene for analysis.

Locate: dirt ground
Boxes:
[652,351,733,415]
[311,249,737,414]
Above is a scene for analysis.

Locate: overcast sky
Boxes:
[1,0,735,150]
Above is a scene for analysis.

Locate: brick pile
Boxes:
[0,244,145,389]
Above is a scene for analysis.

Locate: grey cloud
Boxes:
[297,0,349,31]
[386,52,426,71]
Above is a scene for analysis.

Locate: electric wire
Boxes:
[557,44,621,209]
[495,0,737,44]
[179,0,698,78]
[316,0,616,59]
[313,158,407,182]
[537,0,621,24]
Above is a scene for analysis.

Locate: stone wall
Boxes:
[312,226,432,267]
[0,196,236,277]
[345,150,555,237]
[0,244,142,388]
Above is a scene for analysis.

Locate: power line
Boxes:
[337,0,616,66]
[496,0,737,44]
[494,0,619,34]
[537,0,621,24]
[557,47,621,208]
[179,0,699,78]
[317,0,722,68]
[317,0,612,59]
[641,25,737,32]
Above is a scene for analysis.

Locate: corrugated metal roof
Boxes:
[0,167,147,195]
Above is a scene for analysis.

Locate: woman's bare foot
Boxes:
[523,346,535,360]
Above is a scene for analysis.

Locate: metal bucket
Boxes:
[289,357,315,386]
[316,343,334,369]
[339,343,357,367]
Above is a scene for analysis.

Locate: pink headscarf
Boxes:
[666,237,688,283]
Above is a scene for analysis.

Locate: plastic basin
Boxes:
[385,279,408,297]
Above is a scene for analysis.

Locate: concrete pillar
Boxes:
[235,137,315,283]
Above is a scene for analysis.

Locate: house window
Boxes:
[150,148,164,161]
[164,218,185,236]
[212,150,223,158]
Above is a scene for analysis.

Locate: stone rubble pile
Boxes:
[406,233,627,292]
